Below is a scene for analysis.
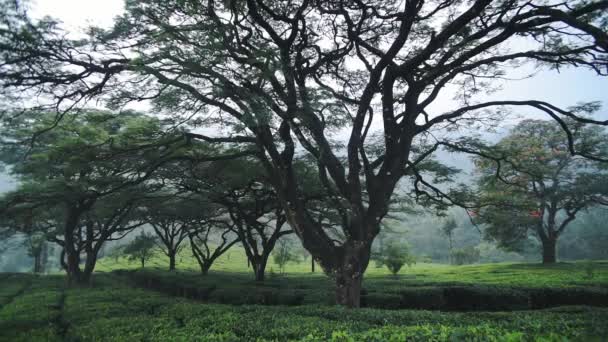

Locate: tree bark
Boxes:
[333,241,371,308]
[168,251,176,271]
[33,254,42,274]
[79,248,99,285]
[542,237,557,264]
[311,257,315,273]
[63,207,90,285]
[335,271,363,308]
[200,262,211,275]
[252,255,269,282]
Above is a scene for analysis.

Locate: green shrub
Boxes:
[451,247,480,265]
[361,293,402,309]
[398,287,446,310]
[442,286,529,311]
[374,242,416,275]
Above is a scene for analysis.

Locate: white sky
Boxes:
[28,0,608,121]
[29,0,124,31]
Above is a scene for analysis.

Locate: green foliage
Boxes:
[1,273,608,341]
[583,260,596,280]
[123,232,158,268]
[451,246,481,265]
[474,119,608,259]
[374,242,416,276]
[440,218,458,240]
[273,239,299,274]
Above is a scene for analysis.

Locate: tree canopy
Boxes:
[474,119,608,263]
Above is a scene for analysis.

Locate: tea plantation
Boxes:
[1,259,608,341]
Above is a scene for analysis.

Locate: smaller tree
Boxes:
[123,232,157,269]
[106,244,126,264]
[441,217,458,264]
[188,218,240,275]
[451,246,481,265]
[142,197,192,271]
[273,239,299,274]
[25,233,48,273]
[473,119,608,263]
[376,242,416,276]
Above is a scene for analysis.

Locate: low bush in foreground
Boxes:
[118,269,608,311]
[1,274,607,341]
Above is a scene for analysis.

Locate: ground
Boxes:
[1,253,607,341]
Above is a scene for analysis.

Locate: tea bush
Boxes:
[1,262,608,341]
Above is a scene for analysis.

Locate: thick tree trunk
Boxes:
[65,257,82,284]
[334,242,371,308]
[64,252,96,285]
[253,255,269,282]
[78,249,98,285]
[311,257,315,273]
[59,248,67,271]
[335,271,363,308]
[200,262,211,275]
[254,265,265,282]
[64,244,83,285]
[76,269,93,285]
[542,237,557,264]
[63,209,88,285]
[168,251,176,271]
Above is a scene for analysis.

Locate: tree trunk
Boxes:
[254,264,265,281]
[252,255,269,282]
[168,251,176,271]
[78,249,98,286]
[65,257,83,285]
[77,269,93,285]
[63,209,88,285]
[33,254,42,274]
[311,257,315,273]
[334,242,371,308]
[542,237,557,264]
[141,258,145,268]
[335,270,363,308]
[40,243,48,274]
[200,262,211,275]
[64,244,83,285]
[59,248,67,271]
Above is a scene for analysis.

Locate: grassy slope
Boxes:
[95,247,608,288]
[0,273,607,341]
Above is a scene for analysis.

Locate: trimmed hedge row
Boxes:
[117,270,608,311]
[363,285,608,311]
[120,270,331,306]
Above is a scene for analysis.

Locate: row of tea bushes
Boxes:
[118,269,608,311]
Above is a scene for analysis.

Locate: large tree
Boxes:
[177,157,293,281]
[141,196,193,271]
[188,214,241,275]
[473,119,608,263]
[1,0,608,306]
[0,203,54,273]
[0,111,185,283]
